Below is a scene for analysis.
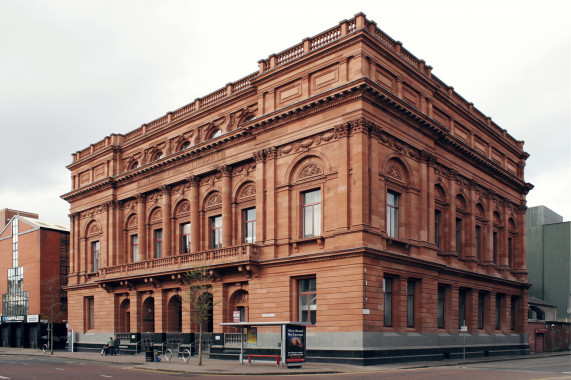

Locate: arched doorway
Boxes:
[118,299,130,332]
[167,295,182,332]
[229,289,249,323]
[141,297,155,332]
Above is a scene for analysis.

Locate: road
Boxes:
[0,353,569,379]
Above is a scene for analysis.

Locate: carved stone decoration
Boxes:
[264,146,277,161]
[186,175,200,186]
[237,293,249,303]
[127,216,138,228]
[298,163,323,180]
[88,222,101,236]
[177,201,190,216]
[239,184,256,199]
[151,209,163,222]
[386,165,402,181]
[253,150,264,163]
[206,193,222,207]
[217,164,233,176]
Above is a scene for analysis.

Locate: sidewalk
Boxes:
[0,347,569,376]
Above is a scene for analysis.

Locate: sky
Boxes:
[0,0,569,225]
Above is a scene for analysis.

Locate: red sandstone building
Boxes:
[0,209,69,348]
[62,13,533,363]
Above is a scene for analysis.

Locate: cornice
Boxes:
[256,246,527,289]
[360,83,533,195]
[63,82,532,208]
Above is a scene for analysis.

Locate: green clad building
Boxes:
[526,206,571,320]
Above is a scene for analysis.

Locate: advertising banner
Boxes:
[2,316,24,323]
[247,327,257,346]
[284,325,306,363]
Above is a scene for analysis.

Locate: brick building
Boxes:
[0,211,69,348]
[62,13,533,363]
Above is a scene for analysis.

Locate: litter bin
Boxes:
[145,347,154,362]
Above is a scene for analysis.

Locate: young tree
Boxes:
[183,266,216,366]
[41,274,64,355]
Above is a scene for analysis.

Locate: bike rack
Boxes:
[182,349,191,363]
[164,349,173,362]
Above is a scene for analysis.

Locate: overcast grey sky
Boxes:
[1,0,569,225]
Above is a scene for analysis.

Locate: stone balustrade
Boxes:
[72,12,524,164]
[99,244,259,280]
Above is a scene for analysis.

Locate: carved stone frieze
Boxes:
[277,129,335,157]
[386,165,403,181]
[239,184,256,199]
[176,201,190,216]
[206,192,222,207]
[298,163,323,180]
[186,175,200,187]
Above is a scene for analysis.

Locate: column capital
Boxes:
[263,146,277,161]
[186,175,200,186]
[217,164,233,176]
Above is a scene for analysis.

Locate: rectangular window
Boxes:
[154,229,163,258]
[510,297,517,330]
[495,294,502,330]
[407,280,415,327]
[210,215,222,249]
[459,289,466,329]
[493,231,498,264]
[298,278,316,325]
[435,210,441,247]
[387,191,399,238]
[437,285,446,329]
[181,223,191,254]
[243,208,256,244]
[508,237,513,267]
[475,225,481,260]
[302,189,321,238]
[91,241,100,272]
[86,297,94,331]
[455,218,462,255]
[384,277,393,327]
[131,235,139,262]
[478,292,485,329]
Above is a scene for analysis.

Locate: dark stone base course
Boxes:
[209,344,530,366]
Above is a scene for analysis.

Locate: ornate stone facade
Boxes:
[62,13,532,363]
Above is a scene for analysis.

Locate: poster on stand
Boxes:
[284,325,306,363]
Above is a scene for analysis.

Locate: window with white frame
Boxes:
[91,241,100,272]
[298,278,316,325]
[387,190,399,238]
[243,208,256,244]
[302,189,321,238]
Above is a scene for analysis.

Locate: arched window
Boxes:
[508,217,517,267]
[455,195,468,256]
[210,129,222,139]
[236,182,256,244]
[384,157,410,240]
[128,161,138,171]
[475,203,486,261]
[151,151,163,161]
[180,141,191,150]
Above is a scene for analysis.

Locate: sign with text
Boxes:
[2,316,24,323]
[284,325,306,363]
